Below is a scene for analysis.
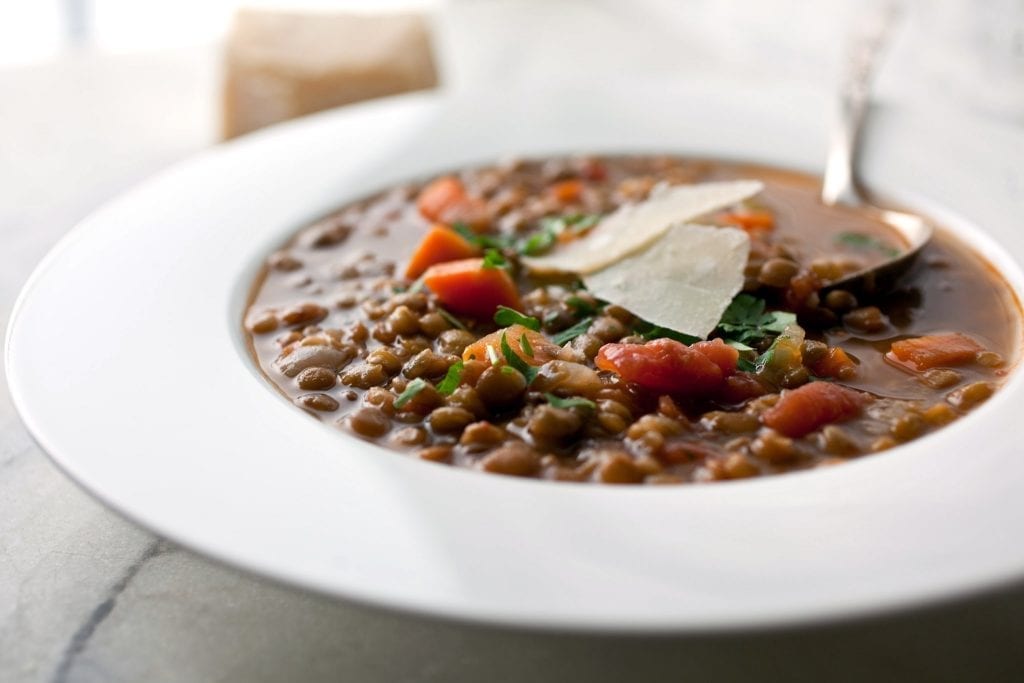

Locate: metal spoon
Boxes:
[820,1,933,296]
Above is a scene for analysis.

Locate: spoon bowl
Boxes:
[818,1,934,295]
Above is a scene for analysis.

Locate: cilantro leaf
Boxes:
[499,332,538,383]
[436,306,467,330]
[565,295,601,317]
[436,361,464,395]
[717,294,795,346]
[520,332,534,357]
[633,320,700,345]
[544,393,596,411]
[551,317,593,345]
[494,306,541,331]
[394,378,428,408]
[482,249,508,269]
[515,213,602,257]
[452,222,515,250]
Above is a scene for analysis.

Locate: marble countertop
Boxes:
[3,4,1024,680]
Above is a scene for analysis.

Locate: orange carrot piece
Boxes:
[416,176,489,231]
[549,179,584,203]
[404,225,480,279]
[718,210,775,232]
[810,347,858,379]
[421,258,521,319]
[887,333,984,371]
[463,324,562,365]
[762,382,866,438]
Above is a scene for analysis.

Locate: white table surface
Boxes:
[3,4,1024,680]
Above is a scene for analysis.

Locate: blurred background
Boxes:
[2,1,1024,681]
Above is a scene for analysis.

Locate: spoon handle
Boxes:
[821,1,902,207]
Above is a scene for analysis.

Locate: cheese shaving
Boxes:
[583,224,750,339]
[522,180,762,275]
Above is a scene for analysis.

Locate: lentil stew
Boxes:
[244,155,1020,484]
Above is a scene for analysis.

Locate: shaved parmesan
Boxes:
[523,180,762,275]
[583,225,750,339]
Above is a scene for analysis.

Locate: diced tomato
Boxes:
[887,333,984,371]
[462,324,561,365]
[810,347,858,379]
[762,382,866,437]
[404,224,480,279]
[692,338,739,375]
[549,179,584,203]
[718,210,775,232]
[595,338,731,395]
[579,159,608,182]
[421,258,520,320]
[416,176,489,231]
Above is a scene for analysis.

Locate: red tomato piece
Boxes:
[595,338,728,395]
[692,338,740,375]
[762,382,866,438]
[421,258,521,319]
[887,333,983,371]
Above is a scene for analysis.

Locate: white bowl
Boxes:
[7,82,1024,632]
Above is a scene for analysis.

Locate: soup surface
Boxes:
[245,155,1020,484]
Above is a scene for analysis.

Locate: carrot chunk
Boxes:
[463,324,562,365]
[887,333,984,371]
[404,225,480,279]
[595,338,733,396]
[416,176,489,231]
[421,258,521,319]
[718,210,775,232]
[762,382,866,437]
[810,347,857,379]
[549,179,584,203]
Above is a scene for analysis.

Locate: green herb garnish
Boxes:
[551,317,594,345]
[436,361,464,395]
[544,393,596,411]
[520,332,534,357]
[717,294,796,346]
[482,248,508,270]
[515,213,602,256]
[394,378,428,408]
[565,295,601,317]
[837,231,901,258]
[499,332,539,383]
[493,306,541,331]
[436,306,467,330]
[453,222,515,250]
[633,321,700,345]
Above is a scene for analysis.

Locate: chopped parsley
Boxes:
[493,306,541,331]
[544,393,596,411]
[436,306,467,330]
[394,378,428,408]
[634,321,700,345]
[500,331,539,383]
[436,361,464,395]
[520,332,534,357]
[837,231,901,258]
[452,222,515,250]
[716,294,796,346]
[565,295,601,317]
[516,213,602,256]
[551,317,593,345]
[481,248,508,269]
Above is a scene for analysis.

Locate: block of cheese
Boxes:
[222,9,439,138]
